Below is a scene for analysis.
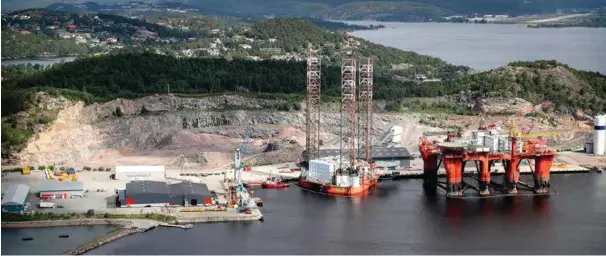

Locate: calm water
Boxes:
[349,22,606,74]
[1,57,76,67]
[2,225,117,255]
[84,173,606,254]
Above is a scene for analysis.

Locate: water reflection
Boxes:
[532,196,551,216]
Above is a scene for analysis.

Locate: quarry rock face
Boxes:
[14,94,420,166]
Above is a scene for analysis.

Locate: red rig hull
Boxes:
[298,177,378,196]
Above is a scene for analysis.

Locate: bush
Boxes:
[49,165,55,170]
[292,102,301,111]
[38,165,46,170]
[1,124,34,152]
[2,168,22,173]
[115,107,123,117]
[86,209,95,217]
[105,168,112,172]
[83,166,91,171]
[59,166,66,171]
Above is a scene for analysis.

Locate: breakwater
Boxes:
[60,227,148,255]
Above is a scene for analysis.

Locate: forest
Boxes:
[1,31,89,59]
[3,54,605,118]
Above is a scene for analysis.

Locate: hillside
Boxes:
[313,1,452,22]
[4,0,605,21]
[441,60,606,115]
[1,9,198,59]
[247,18,469,77]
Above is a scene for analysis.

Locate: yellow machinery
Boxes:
[58,173,69,181]
[46,169,54,179]
[58,173,77,181]
[22,167,30,175]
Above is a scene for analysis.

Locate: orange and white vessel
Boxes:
[298,159,378,196]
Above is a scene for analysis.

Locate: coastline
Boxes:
[2,210,264,255]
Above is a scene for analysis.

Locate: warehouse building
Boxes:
[169,182,213,206]
[38,181,84,199]
[114,165,166,181]
[317,147,413,168]
[117,181,212,207]
[2,184,30,213]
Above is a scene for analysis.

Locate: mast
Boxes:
[305,48,322,162]
[340,37,357,172]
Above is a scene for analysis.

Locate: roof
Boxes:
[169,182,211,197]
[38,181,84,192]
[1,184,30,206]
[317,147,412,159]
[125,181,170,195]
[115,165,165,173]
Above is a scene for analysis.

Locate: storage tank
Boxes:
[594,115,606,155]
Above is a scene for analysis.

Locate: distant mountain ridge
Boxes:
[4,0,606,22]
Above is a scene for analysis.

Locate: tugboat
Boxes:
[261,176,289,189]
[22,237,34,241]
[58,234,70,238]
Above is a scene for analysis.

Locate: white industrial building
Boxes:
[114,165,166,181]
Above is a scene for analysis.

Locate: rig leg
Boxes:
[504,159,520,194]
[422,153,439,196]
[479,159,490,196]
[534,155,555,194]
[443,157,464,197]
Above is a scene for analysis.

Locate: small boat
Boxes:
[59,234,69,238]
[261,178,289,189]
[22,237,34,241]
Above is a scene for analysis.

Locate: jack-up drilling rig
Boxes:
[298,37,378,196]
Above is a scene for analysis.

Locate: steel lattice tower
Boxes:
[340,38,357,170]
[305,49,322,161]
[358,58,374,163]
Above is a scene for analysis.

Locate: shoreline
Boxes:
[2,210,263,255]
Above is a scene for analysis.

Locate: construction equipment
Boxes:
[22,168,30,175]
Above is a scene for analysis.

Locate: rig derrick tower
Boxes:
[340,37,357,171]
[358,57,374,164]
[305,48,322,162]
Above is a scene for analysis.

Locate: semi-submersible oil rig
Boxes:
[419,118,559,197]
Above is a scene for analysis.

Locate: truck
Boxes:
[38,202,55,208]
